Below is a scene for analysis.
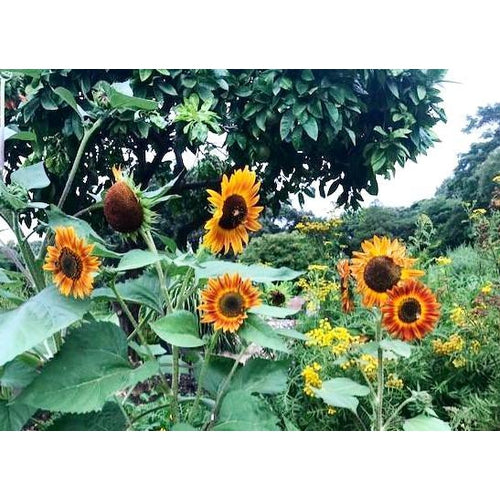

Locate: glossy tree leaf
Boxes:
[11,162,50,190]
[150,311,205,348]
[196,260,302,283]
[15,321,134,413]
[314,378,370,413]
[280,110,294,140]
[48,402,127,431]
[0,286,91,366]
[106,82,158,111]
[213,390,280,431]
[53,87,80,115]
[303,116,318,141]
[239,314,289,353]
[403,414,451,431]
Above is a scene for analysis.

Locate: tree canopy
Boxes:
[3,69,446,244]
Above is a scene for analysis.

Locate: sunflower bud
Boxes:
[104,180,144,233]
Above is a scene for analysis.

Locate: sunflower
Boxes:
[198,273,261,333]
[381,280,440,341]
[203,167,263,254]
[43,226,100,298]
[337,258,354,313]
[350,235,424,307]
[103,166,156,238]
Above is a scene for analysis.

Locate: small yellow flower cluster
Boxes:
[302,362,322,397]
[432,334,465,355]
[298,277,339,303]
[305,319,360,356]
[359,354,378,380]
[435,256,452,266]
[307,264,329,272]
[327,406,337,416]
[450,306,467,326]
[493,174,500,184]
[481,282,493,294]
[471,339,481,354]
[469,208,487,220]
[385,373,404,390]
[452,357,466,368]
[295,218,342,234]
[340,359,357,370]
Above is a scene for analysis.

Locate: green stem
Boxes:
[171,346,180,423]
[376,316,384,431]
[382,396,415,431]
[188,331,220,425]
[208,345,247,430]
[114,395,133,430]
[58,117,104,210]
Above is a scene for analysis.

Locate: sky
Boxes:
[296,68,500,216]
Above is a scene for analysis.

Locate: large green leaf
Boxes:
[198,356,234,396]
[92,272,163,313]
[106,81,158,111]
[0,286,91,366]
[11,162,50,190]
[48,402,127,431]
[213,390,280,431]
[249,304,298,318]
[380,339,413,358]
[230,359,289,395]
[15,321,134,413]
[239,314,290,353]
[0,400,36,431]
[150,311,205,348]
[314,378,370,413]
[403,414,451,431]
[46,205,121,259]
[170,422,197,431]
[196,260,302,283]
[0,357,38,390]
[116,249,171,272]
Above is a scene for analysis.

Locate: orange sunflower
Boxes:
[198,273,261,333]
[337,258,354,313]
[43,226,100,298]
[203,167,263,254]
[350,235,424,307]
[381,280,440,341]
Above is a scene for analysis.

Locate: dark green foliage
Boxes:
[240,232,323,270]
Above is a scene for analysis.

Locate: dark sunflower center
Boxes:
[363,256,402,293]
[397,298,422,324]
[58,248,83,280]
[218,195,248,230]
[270,290,286,306]
[219,292,245,318]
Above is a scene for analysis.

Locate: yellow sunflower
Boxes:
[337,258,354,313]
[203,166,263,254]
[198,273,261,333]
[43,226,100,298]
[350,235,424,307]
[381,280,440,341]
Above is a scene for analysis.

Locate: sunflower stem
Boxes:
[382,396,415,431]
[375,313,384,431]
[140,228,180,422]
[188,330,220,426]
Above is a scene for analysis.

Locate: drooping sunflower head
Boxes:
[381,280,440,342]
[43,226,100,298]
[103,166,155,238]
[336,258,354,313]
[198,273,261,333]
[350,235,425,307]
[203,166,263,255]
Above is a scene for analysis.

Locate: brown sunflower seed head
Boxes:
[104,181,144,233]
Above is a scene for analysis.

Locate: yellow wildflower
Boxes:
[481,283,493,294]
[307,264,329,272]
[302,363,322,397]
[340,359,357,370]
[432,334,465,356]
[493,174,500,184]
[435,256,452,266]
[470,208,487,220]
[452,357,466,368]
[327,406,337,416]
[385,373,404,390]
[358,354,378,380]
[305,319,360,356]
[471,340,481,354]
[450,306,466,326]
